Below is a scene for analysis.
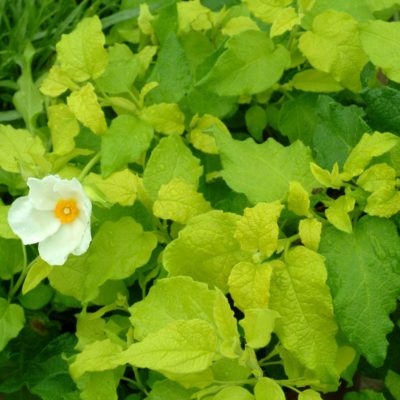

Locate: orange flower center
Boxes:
[54,199,79,224]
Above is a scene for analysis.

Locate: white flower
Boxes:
[8,175,92,265]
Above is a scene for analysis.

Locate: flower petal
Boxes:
[8,197,61,244]
[27,176,60,210]
[38,218,86,265]
[72,223,92,256]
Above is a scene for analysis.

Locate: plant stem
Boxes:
[78,152,101,182]
[8,247,31,301]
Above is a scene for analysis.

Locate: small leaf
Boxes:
[153,178,211,224]
[48,103,80,155]
[56,16,108,82]
[67,83,107,134]
[40,65,79,97]
[287,181,310,216]
[299,389,323,400]
[357,164,397,192]
[140,103,185,135]
[101,114,153,177]
[22,258,53,295]
[325,195,355,234]
[364,185,400,218]
[299,218,322,251]
[0,299,25,351]
[288,69,342,92]
[214,386,254,400]
[271,7,299,38]
[254,377,285,400]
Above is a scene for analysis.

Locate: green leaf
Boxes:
[153,178,211,224]
[40,65,79,97]
[147,380,195,400]
[198,30,290,96]
[48,103,80,155]
[130,276,218,340]
[56,16,108,82]
[312,96,370,170]
[84,169,138,206]
[299,389,323,400]
[0,124,48,175]
[244,0,292,24]
[13,44,43,131]
[69,339,123,380]
[0,299,25,351]
[299,11,368,92]
[49,218,157,303]
[213,386,254,400]
[67,83,107,134]
[101,114,153,177]
[0,238,24,280]
[228,261,274,311]
[215,131,317,203]
[139,103,185,135]
[0,206,18,239]
[254,377,285,400]
[325,194,356,234]
[287,69,343,93]
[118,319,217,374]
[299,218,322,251]
[18,283,53,311]
[363,87,400,135]
[163,210,249,291]
[343,132,399,177]
[344,390,385,400]
[360,20,400,84]
[319,216,400,366]
[269,246,338,383]
[95,44,139,94]
[143,134,203,201]
[364,185,400,220]
[245,105,267,142]
[385,370,400,400]
[240,308,280,349]
[146,32,192,103]
[278,93,321,146]
[270,7,299,38]
[77,370,122,400]
[22,258,52,295]
[287,181,310,216]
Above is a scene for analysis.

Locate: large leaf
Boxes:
[163,210,249,292]
[269,247,338,383]
[0,299,25,351]
[215,131,317,203]
[299,11,368,92]
[319,216,400,366]
[49,218,157,303]
[198,30,290,96]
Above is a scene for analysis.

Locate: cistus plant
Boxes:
[0,0,400,399]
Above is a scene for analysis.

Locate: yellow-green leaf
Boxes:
[287,181,310,216]
[228,261,274,312]
[254,377,285,400]
[299,389,323,400]
[271,7,299,38]
[343,132,400,177]
[234,202,283,258]
[188,114,231,154]
[299,218,322,251]
[269,246,338,383]
[48,103,80,155]
[222,16,260,36]
[22,258,52,295]
[364,185,400,218]
[56,16,108,82]
[288,69,343,92]
[244,0,292,24]
[0,124,48,175]
[240,308,280,349]
[0,206,18,239]
[40,65,79,97]
[310,162,345,189]
[299,11,368,92]
[153,178,211,224]
[139,103,185,135]
[325,195,355,233]
[84,169,138,206]
[177,0,213,33]
[357,163,397,192]
[67,83,107,134]
[360,20,400,84]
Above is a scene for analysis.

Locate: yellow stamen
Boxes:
[54,199,79,224]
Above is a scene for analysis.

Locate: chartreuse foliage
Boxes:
[1,1,400,399]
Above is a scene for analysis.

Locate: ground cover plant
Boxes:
[0,0,400,399]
